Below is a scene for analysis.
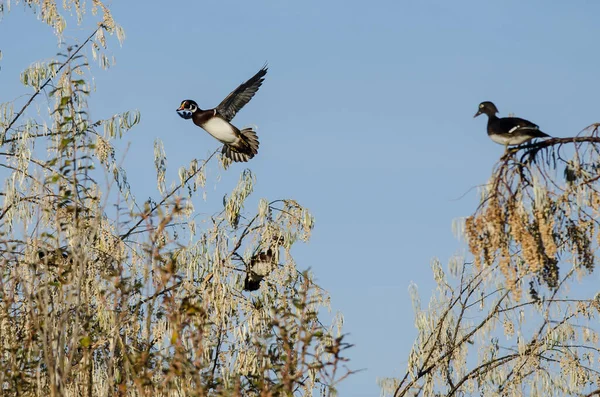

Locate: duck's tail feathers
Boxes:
[222,128,260,162]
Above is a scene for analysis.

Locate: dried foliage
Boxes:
[466,129,600,295]
[379,259,600,397]
[382,131,600,396]
[0,3,351,396]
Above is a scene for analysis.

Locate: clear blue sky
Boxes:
[1,1,600,395]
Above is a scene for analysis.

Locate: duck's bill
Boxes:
[473,110,482,118]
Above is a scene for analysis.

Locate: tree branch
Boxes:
[2,25,103,137]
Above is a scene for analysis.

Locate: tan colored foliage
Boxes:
[379,258,600,397]
[382,134,600,396]
[465,129,600,295]
[0,2,352,396]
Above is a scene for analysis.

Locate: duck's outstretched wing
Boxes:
[216,66,268,122]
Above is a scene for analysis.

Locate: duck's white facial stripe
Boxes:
[189,104,197,112]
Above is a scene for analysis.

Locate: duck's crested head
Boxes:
[176,99,198,120]
[474,101,499,118]
[176,99,198,112]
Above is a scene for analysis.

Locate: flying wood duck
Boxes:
[474,101,550,150]
[177,66,267,162]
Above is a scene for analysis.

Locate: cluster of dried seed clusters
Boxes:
[465,125,600,298]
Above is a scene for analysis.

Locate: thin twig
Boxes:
[2,25,103,136]
[119,149,218,241]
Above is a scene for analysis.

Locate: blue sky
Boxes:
[2,1,600,395]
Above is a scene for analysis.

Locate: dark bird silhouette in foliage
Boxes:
[177,66,267,162]
[474,101,550,151]
[244,248,276,291]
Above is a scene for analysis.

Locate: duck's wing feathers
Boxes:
[498,117,549,138]
[216,66,268,122]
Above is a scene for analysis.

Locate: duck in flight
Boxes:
[474,101,550,151]
[177,66,267,162]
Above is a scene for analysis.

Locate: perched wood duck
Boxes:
[177,66,267,162]
[474,101,550,149]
